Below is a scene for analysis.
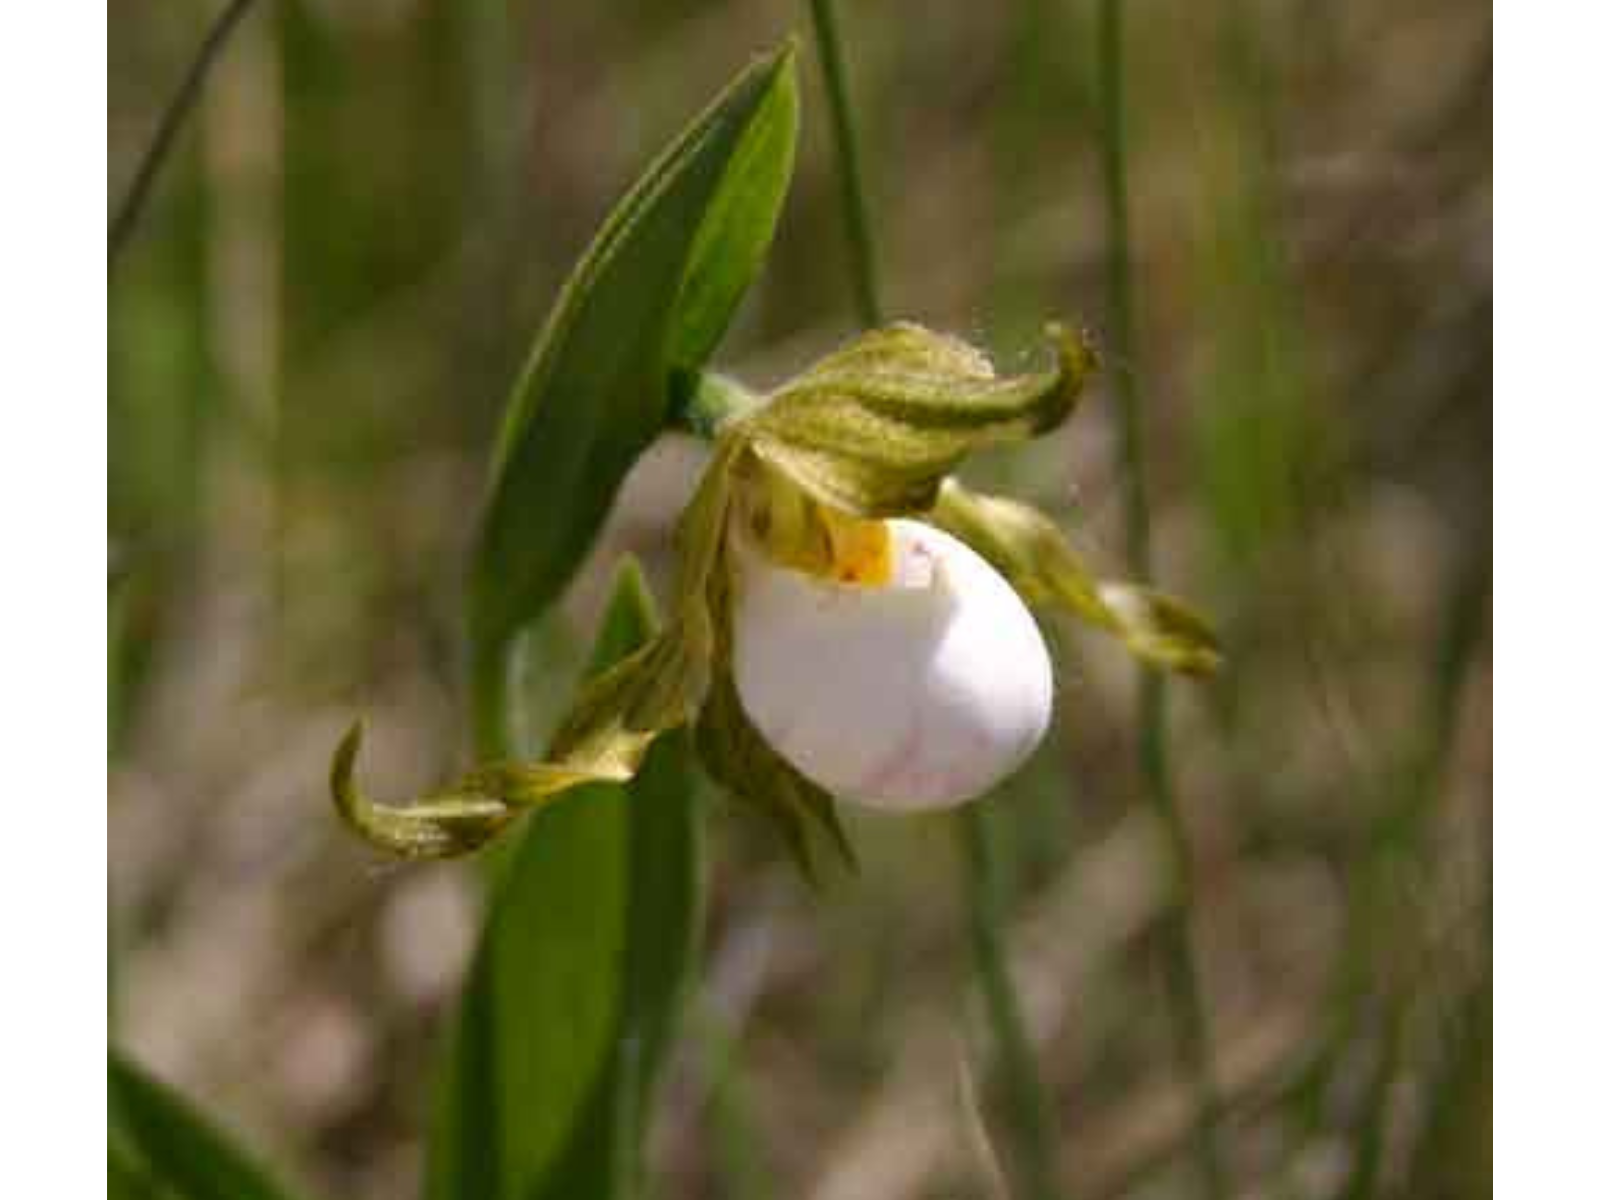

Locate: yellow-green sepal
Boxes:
[931,480,1222,677]
[332,599,715,862]
[695,667,858,884]
[330,717,655,861]
[736,322,1098,517]
[331,722,519,860]
[1096,583,1224,677]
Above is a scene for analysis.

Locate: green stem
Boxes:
[109,0,260,267]
[1095,3,1230,1198]
[1097,0,1149,579]
[806,0,884,326]
[806,12,1060,1187]
[960,806,1061,1200]
[471,357,758,764]
[671,369,760,438]
[1332,544,1490,1200]
[1340,1005,1402,1200]
[469,629,514,761]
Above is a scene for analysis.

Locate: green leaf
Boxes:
[470,42,799,656]
[669,55,800,371]
[427,559,706,1200]
[108,1049,308,1200]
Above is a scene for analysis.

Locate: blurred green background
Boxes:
[109,2,1490,1198]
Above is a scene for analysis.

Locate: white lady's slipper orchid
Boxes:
[732,518,1053,810]
[332,321,1217,868]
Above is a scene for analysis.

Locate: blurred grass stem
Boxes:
[1095,3,1230,1197]
[109,0,260,267]
[960,806,1063,1200]
[806,0,884,326]
[1333,543,1490,1200]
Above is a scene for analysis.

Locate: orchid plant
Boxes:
[328,37,1219,878]
[113,30,1225,1200]
[320,39,1221,1198]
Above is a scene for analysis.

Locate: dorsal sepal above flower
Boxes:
[736,322,1098,517]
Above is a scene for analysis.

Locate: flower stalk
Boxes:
[109,0,261,266]
[806,0,883,328]
[961,803,1062,1200]
[469,630,515,761]
[1097,2,1229,1196]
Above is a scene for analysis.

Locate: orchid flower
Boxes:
[333,322,1218,867]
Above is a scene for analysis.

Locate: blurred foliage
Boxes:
[111,1048,309,1200]
[109,2,1490,1199]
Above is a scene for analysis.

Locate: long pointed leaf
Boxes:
[428,559,705,1200]
[470,44,798,656]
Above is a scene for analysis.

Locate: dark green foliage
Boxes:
[109,1050,308,1200]
[470,44,798,657]
[427,561,705,1200]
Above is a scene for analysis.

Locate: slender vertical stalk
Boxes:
[806,0,884,326]
[1334,543,1489,1200]
[469,631,514,761]
[1095,4,1230,1198]
[110,0,260,267]
[805,7,1061,1194]
[960,806,1062,1200]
